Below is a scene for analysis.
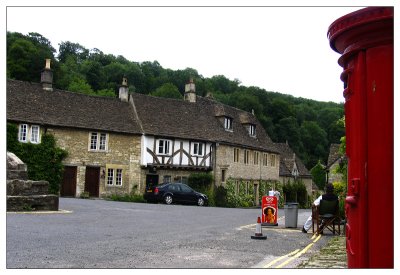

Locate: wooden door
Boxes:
[61,166,77,197]
[85,166,100,197]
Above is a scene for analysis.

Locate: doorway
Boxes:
[85,166,100,197]
[61,166,77,197]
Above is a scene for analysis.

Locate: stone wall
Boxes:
[214,144,280,185]
[7,152,58,211]
[48,127,142,197]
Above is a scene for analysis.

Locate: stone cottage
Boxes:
[275,142,313,195]
[326,143,345,184]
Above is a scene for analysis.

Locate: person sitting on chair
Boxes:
[302,183,338,233]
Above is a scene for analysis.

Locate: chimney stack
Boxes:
[184,78,196,103]
[119,77,129,102]
[41,59,53,91]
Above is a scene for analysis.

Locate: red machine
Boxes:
[328,7,393,268]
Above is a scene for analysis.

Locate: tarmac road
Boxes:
[6,198,333,268]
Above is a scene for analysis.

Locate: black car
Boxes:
[144,183,208,206]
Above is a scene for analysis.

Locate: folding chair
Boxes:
[312,199,341,235]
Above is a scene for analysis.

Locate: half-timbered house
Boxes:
[7,60,281,199]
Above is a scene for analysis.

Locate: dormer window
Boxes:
[224,117,233,131]
[249,124,256,137]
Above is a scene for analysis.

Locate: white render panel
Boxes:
[143,136,212,168]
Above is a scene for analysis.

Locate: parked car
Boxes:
[144,183,208,206]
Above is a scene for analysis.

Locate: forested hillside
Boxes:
[6,31,344,169]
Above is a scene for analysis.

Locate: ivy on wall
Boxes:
[7,123,68,194]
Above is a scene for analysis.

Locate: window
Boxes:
[90,133,98,150]
[233,148,240,163]
[18,124,41,144]
[90,132,108,151]
[193,142,203,156]
[174,176,188,184]
[30,126,40,143]
[180,184,192,193]
[116,169,122,186]
[254,151,259,165]
[263,153,268,166]
[221,169,226,183]
[224,117,233,130]
[107,168,123,186]
[158,139,171,155]
[18,124,28,142]
[107,169,114,186]
[249,124,256,137]
[244,150,250,165]
[99,133,107,151]
[18,124,40,143]
[270,154,276,167]
[163,175,171,183]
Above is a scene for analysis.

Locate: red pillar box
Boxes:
[328,7,393,268]
[261,196,278,226]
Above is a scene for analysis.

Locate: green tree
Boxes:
[150,83,182,99]
[300,121,328,168]
[310,160,326,190]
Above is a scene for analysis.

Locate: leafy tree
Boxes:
[300,121,328,167]
[67,76,94,94]
[150,83,182,99]
[58,41,89,63]
[310,160,326,190]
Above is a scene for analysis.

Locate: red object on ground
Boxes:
[328,7,393,268]
[261,196,278,225]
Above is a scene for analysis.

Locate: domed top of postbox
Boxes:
[328,7,393,56]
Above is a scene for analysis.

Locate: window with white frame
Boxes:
[249,124,256,137]
[158,139,171,155]
[18,124,41,144]
[107,168,123,186]
[30,125,40,143]
[89,132,108,151]
[99,133,107,151]
[18,124,28,142]
[193,142,204,156]
[224,117,233,130]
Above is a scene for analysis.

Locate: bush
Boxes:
[188,173,213,190]
[7,123,68,195]
[214,186,227,207]
[282,180,308,208]
[333,181,347,220]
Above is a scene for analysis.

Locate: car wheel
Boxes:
[197,197,205,206]
[164,195,173,205]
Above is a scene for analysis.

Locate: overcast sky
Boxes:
[3,1,395,104]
